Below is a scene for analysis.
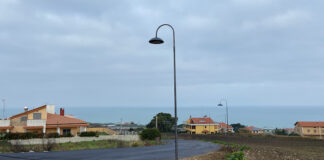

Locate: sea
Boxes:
[3,106,324,129]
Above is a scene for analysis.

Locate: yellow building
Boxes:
[0,105,89,136]
[294,121,324,138]
[184,117,219,134]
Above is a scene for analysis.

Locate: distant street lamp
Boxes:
[149,24,178,160]
[218,99,229,135]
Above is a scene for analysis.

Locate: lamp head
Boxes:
[218,103,223,107]
[149,37,164,44]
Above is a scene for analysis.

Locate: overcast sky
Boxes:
[1,0,324,108]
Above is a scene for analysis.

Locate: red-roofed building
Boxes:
[0,105,89,136]
[294,121,324,138]
[218,122,234,133]
[184,116,219,134]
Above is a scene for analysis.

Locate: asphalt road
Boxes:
[0,140,220,160]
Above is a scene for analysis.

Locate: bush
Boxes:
[288,133,299,136]
[140,128,161,140]
[79,132,98,137]
[226,151,245,160]
[61,133,73,137]
[46,133,59,138]
[2,133,43,140]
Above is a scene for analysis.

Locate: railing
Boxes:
[27,120,46,126]
[0,120,10,126]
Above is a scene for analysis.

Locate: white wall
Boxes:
[27,120,46,126]
[0,120,10,126]
[46,105,55,114]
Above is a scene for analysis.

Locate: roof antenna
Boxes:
[1,99,5,120]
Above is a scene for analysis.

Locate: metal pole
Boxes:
[154,24,178,160]
[219,99,228,135]
[226,100,228,134]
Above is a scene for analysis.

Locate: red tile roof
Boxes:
[189,117,215,124]
[0,126,13,130]
[295,121,324,127]
[10,105,47,119]
[218,122,233,129]
[46,113,89,126]
[245,126,255,131]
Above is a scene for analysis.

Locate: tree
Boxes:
[274,128,288,135]
[146,112,175,132]
[231,123,246,133]
[140,128,161,140]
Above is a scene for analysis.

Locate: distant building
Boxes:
[0,105,89,136]
[244,126,264,134]
[183,117,219,134]
[294,121,324,138]
[218,122,234,133]
[263,128,275,134]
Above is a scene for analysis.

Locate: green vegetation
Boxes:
[79,131,98,137]
[230,123,246,133]
[1,133,43,140]
[226,151,245,160]
[274,128,288,135]
[0,139,163,153]
[140,128,161,140]
[146,112,175,132]
[46,133,60,138]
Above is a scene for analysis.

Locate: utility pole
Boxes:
[1,99,5,119]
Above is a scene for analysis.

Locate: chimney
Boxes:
[24,106,28,112]
[60,108,65,116]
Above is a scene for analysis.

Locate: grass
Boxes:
[0,139,163,153]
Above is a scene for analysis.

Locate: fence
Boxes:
[9,135,140,145]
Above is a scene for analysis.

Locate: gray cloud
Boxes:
[1,0,324,107]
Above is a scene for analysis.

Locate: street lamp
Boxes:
[218,99,228,135]
[149,24,178,160]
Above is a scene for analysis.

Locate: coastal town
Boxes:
[0,104,323,140]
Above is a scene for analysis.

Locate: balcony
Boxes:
[27,120,46,126]
[0,120,10,126]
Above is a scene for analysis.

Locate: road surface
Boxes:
[0,140,220,160]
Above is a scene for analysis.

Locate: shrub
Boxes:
[288,133,299,136]
[79,132,98,137]
[140,128,161,140]
[2,133,43,140]
[46,133,59,138]
[61,133,73,137]
[226,151,245,160]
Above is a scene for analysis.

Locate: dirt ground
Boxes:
[165,134,324,160]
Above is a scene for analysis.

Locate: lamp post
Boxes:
[218,99,228,135]
[149,24,178,160]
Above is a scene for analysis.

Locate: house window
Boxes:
[63,129,71,135]
[204,126,207,128]
[314,130,317,133]
[307,129,310,133]
[192,132,195,134]
[192,126,196,129]
[33,113,41,120]
[21,116,27,122]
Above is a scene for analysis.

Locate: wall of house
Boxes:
[27,108,47,120]
[46,128,57,134]
[59,127,79,136]
[298,127,324,136]
[186,125,218,134]
[10,116,27,133]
